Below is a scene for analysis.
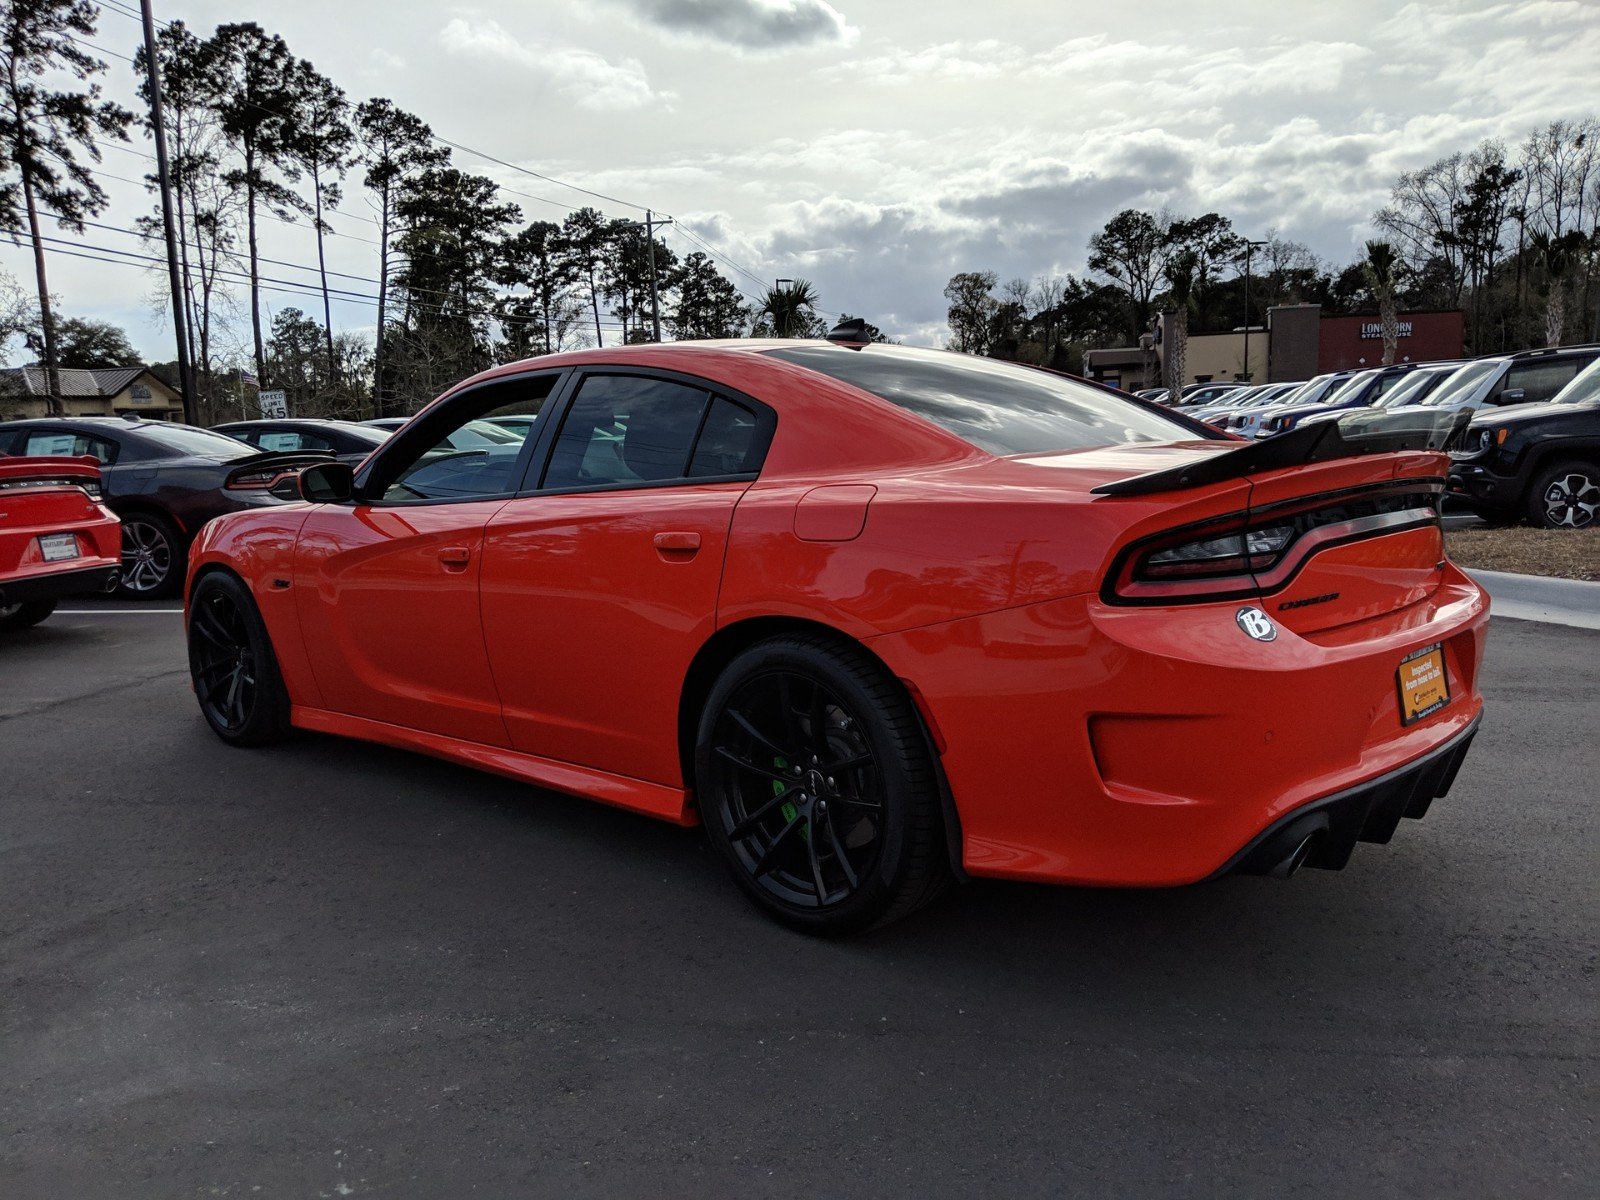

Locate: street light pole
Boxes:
[140,0,196,423]
[1242,239,1268,382]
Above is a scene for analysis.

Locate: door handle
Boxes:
[438,545,471,569]
[653,531,701,555]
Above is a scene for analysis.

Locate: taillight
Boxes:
[1105,481,1443,604]
[227,468,300,497]
[1142,524,1294,579]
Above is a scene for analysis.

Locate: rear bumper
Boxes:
[868,563,1490,886]
[0,561,121,606]
[1210,712,1480,879]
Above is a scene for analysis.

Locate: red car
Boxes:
[0,454,122,631]
[184,337,1489,933]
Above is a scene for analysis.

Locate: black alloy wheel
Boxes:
[697,634,950,935]
[187,572,291,746]
[1528,460,1600,530]
[118,512,182,599]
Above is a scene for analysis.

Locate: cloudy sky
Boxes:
[4,0,1597,362]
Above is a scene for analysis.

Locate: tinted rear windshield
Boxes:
[765,345,1194,455]
[139,424,256,458]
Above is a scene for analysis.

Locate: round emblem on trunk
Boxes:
[1235,606,1278,642]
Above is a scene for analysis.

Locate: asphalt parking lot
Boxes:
[2,600,1596,1197]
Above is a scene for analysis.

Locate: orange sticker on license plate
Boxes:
[1398,643,1450,725]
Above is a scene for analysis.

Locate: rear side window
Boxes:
[22,431,118,464]
[1507,359,1585,404]
[689,398,758,477]
[765,345,1193,455]
[542,375,767,491]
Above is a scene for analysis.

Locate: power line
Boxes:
[78,1,798,327]
[95,1,780,294]
[2,227,635,332]
[95,140,386,239]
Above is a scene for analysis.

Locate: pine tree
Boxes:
[356,98,447,415]
[205,23,306,384]
[288,59,353,383]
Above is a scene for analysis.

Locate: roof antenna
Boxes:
[825,317,878,349]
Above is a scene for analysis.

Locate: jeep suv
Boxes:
[1448,356,1600,528]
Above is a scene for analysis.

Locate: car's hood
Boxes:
[1467,399,1598,430]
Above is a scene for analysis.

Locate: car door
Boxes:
[291,373,559,745]
[479,369,773,788]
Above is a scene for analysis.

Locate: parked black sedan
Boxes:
[213,418,390,465]
[1448,358,1600,528]
[0,417,332,598]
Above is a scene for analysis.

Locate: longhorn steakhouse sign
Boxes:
[1360,320,1414,340]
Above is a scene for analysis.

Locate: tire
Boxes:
[695,633,952,935]
[0,600,56,631]
[1525,459,1600,530]
[117,510,185,599]
[187,571,292,746]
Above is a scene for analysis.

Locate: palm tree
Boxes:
[1362,240,1401,366]
[1162,250,1199,405]
[758,279,820,338]
[1530,230,1586,347]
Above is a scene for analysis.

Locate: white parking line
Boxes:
[56,608,184,615]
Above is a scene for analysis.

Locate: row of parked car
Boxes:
[0,413,540,626]
[5,344,1597,629]
[1135,343,1600,529]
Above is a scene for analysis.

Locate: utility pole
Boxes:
[1241,239,1268,382]
[140,0,197,424]
[620,211,674,342]
[645,210,672,342]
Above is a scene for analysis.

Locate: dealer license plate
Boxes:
[38,533,80,563]
[1397,643,1450,725]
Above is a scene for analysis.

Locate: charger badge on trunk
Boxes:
[1236,606,1278,642]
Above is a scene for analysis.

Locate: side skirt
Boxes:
[290,705,697,826]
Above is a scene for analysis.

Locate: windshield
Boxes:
[1376,368,1452,409]
[1421,358,1500,406]
[1320,371,1380,407]
[141,424,255,458]
[1551,357,1600,405]
[766,344,1197,455]
[1277,374,1338,407]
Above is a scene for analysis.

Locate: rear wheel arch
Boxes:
[677,615,964,877]
[108,499,190,542]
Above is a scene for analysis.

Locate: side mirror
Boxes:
[298,461,354,502]
[1489,387,1525,406]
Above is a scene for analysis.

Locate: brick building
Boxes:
[1084,305,1466,390]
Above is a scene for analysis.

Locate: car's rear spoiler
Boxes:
[0,454,103,495]
[1090,409,1471,497]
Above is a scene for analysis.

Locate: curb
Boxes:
[1466,569,1600,632]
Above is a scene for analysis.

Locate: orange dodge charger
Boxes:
[185,334,1488,933]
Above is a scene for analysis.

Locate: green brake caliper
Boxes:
[773,756,807,839]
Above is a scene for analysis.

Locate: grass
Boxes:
[1445,527,1600,581]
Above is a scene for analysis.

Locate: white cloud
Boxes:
[438,18,670,111]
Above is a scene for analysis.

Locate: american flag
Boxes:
[238,369,260,390]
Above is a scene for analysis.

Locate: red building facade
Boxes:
[1317,310,1466,372]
